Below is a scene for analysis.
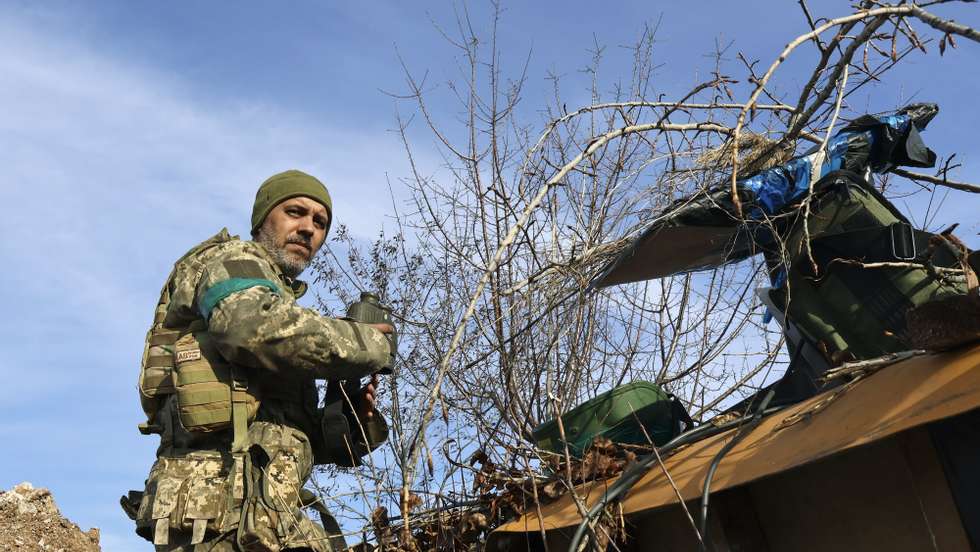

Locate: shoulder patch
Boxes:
[223,259,267,279]
[176,348,202,363]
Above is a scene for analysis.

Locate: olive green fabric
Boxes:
[532,381,689,457]
[772,171,966,360]
[172,332,260,435]
[250,170,333,235]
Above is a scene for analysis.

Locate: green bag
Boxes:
[768,170,967,362]
[532,381,692,457]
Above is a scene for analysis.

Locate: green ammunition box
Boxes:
[532,381,690,457]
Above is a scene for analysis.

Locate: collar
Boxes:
[269,265,308,299]
[287,277,308,298]
[249,240,309,299]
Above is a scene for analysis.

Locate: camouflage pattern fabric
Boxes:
[164,236,391,380]
[134,232,391,551]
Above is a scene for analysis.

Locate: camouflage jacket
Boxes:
[135,230,390,550]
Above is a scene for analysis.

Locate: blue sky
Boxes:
[0,2,977,550]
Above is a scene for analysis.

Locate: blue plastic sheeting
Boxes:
[741,158,811,218]
[879,114,911,133]
[744,114,913,322]
[739,114,912,218]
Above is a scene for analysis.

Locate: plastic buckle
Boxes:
[890,222,916,261]
[230,367,248,392]
[230,376,249,402]
[138,422,161,435]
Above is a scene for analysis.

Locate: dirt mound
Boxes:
[0,482,101,552]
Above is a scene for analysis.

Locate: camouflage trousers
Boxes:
[137,422,333,552]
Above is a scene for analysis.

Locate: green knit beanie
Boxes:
[251,170,333,235]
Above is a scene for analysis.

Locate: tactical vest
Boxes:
[138,229,261,450]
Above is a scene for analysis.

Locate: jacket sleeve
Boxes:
[192,246,391,380]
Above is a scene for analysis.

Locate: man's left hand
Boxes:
[357,373,379,420]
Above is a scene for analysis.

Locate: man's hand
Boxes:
[368,322,397,374]
[357,373,380,420]
[368,323,394,335]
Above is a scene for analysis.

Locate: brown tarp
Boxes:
[493,342,980,535]
[594,225,739,287]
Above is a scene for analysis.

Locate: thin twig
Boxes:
[730,5,921,215]
[802,63,849,276]
[891,167,980,194]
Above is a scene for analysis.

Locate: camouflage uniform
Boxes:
[131,230,390,551]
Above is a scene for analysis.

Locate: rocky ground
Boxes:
[0,482,101,551]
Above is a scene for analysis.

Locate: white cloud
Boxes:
[0,12,421,396]
[0,11,425,547]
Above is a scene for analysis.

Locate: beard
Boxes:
[255,228,313,279]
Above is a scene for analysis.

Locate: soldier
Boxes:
[123,170,394,551]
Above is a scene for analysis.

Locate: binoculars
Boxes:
[345,292,396,374]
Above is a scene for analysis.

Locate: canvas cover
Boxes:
[593,104,939,288]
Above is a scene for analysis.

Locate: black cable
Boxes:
[567,401,785,551]
[697,389,775,552]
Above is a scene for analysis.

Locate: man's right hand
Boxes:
[368,323,394,335]
[367,323,396,372]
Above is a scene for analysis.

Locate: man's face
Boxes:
[254,196,330,278]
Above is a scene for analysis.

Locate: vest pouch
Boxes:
[174,332,260,433]
[237,423,330,552]
[135,455,236,546]
[138,326,181,422]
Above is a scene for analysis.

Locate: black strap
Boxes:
[809,223,959,270]
[668,395,695,435]
[299,488,347,551]
[318,381,360,467]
